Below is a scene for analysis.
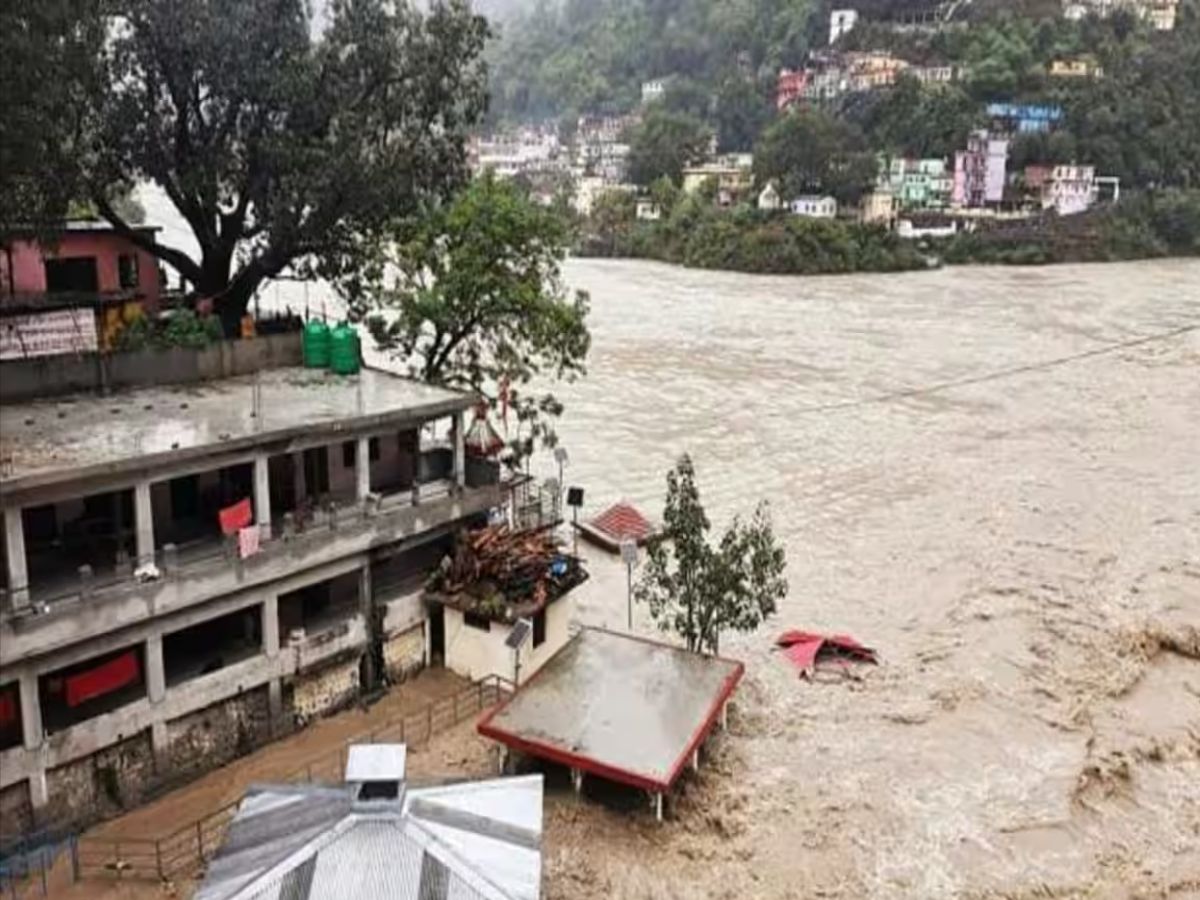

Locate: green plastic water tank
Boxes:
[302,319,331,368]
[329,322,360,375]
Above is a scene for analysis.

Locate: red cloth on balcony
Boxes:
[65,651,140,707]
[0,689,16,727]
[218,497,253,535]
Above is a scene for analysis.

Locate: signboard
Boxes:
[0,308,99,360]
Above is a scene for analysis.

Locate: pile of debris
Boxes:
[428,525,581,616]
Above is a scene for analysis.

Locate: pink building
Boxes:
[776,69,810,111]
[1,221,163,359]
[953,130,1009,208]
[1,221,162,305]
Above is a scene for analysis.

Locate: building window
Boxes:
[342,441,356,468]
[368,437,381,462]
[463,611,491,631]
[44,257,99,293]
[532,609,546,648]
[118,254,138,289]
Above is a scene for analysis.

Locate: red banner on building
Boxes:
[65,651,141,707]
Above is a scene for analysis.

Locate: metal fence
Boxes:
[72,674,512,884]
[0,832,74,900]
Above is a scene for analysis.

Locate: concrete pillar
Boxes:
[570,768,584,795]
[263,595,280,657]
[356,436,371,501]
[150,720,169,757]
[19,672,42,750]
[268,678,283,720]
[452,412,466,489]
[134,481,155,566]
[654,793,663,823]
[359,565,377,690]
[254,454,272,540]
[28,771,48,812]
[146,633,166,703]
[4,506,29,609]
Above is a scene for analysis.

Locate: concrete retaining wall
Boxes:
[383,623,425,681]
[290,658,360,722]
[166,687,272,779]
[44,731,155,827]
[0,781,32,840]
[0,332,302,402]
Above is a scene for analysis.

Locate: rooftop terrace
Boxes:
[0,367,472,496]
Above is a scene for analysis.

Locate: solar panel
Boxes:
[505,618,533,650]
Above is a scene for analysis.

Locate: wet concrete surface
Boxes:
[1,367,464,486]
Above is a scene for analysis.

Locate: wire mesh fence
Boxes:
[72,673,512,884]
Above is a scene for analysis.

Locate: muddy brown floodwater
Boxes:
[527,258,1200,899]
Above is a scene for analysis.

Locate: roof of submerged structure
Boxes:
[477,627,743,793]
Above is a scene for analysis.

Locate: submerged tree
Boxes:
[346,174,590,464]
[2,0,489,332]
[636,455,787,654]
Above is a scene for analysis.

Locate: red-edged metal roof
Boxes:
[477,627,743,794]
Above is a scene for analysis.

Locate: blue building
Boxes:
[986,102,1064,134]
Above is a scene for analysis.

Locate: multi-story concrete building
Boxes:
[953,130,1009,208]
[881,157,954,210]
[1063,0,1177,30]
[0,364,505,833]
[1024,164,1100,216]
[829,8,860,43]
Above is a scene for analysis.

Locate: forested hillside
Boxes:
[487,0,816,123]
[488,0,1200,191]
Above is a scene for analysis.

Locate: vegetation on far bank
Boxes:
[579,185,928,275]
[577,184,1200,274]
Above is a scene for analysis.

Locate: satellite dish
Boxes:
[506,618,533,650]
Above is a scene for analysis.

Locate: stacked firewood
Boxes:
[432,525,564,605]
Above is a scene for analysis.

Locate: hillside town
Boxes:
[467,0,1152,242]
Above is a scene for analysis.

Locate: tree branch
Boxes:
[93,192,204,286]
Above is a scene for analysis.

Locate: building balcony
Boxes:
[0,479,502,668]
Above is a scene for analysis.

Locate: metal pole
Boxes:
[626,560,632,630]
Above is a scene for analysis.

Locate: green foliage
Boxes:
[940,190,1200,264]
[635,454,787,655]
[626,109,712,186]
[5,0,489,330]
[347,174,590,464]
[113,310,225,352]
[851,76,981,160]
[487,0,817,122]
[580,195,928,274]
[753,109,877,205]
[0,0,107,240]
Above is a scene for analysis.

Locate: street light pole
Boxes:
[620,538,638,631]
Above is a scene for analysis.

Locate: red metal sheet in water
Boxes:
[775,630,877,674]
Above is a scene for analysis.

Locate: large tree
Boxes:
[347,175,590,464]
[635,455,787,655]
[754,108,878,205]
[0,0,106,240]
[626,108,711,186]
[3,0,489,331]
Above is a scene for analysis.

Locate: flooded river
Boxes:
[539,259,1200,898]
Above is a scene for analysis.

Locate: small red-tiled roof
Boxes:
[578,502,655,551]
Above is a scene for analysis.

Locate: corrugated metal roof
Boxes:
[195,755,543,900]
